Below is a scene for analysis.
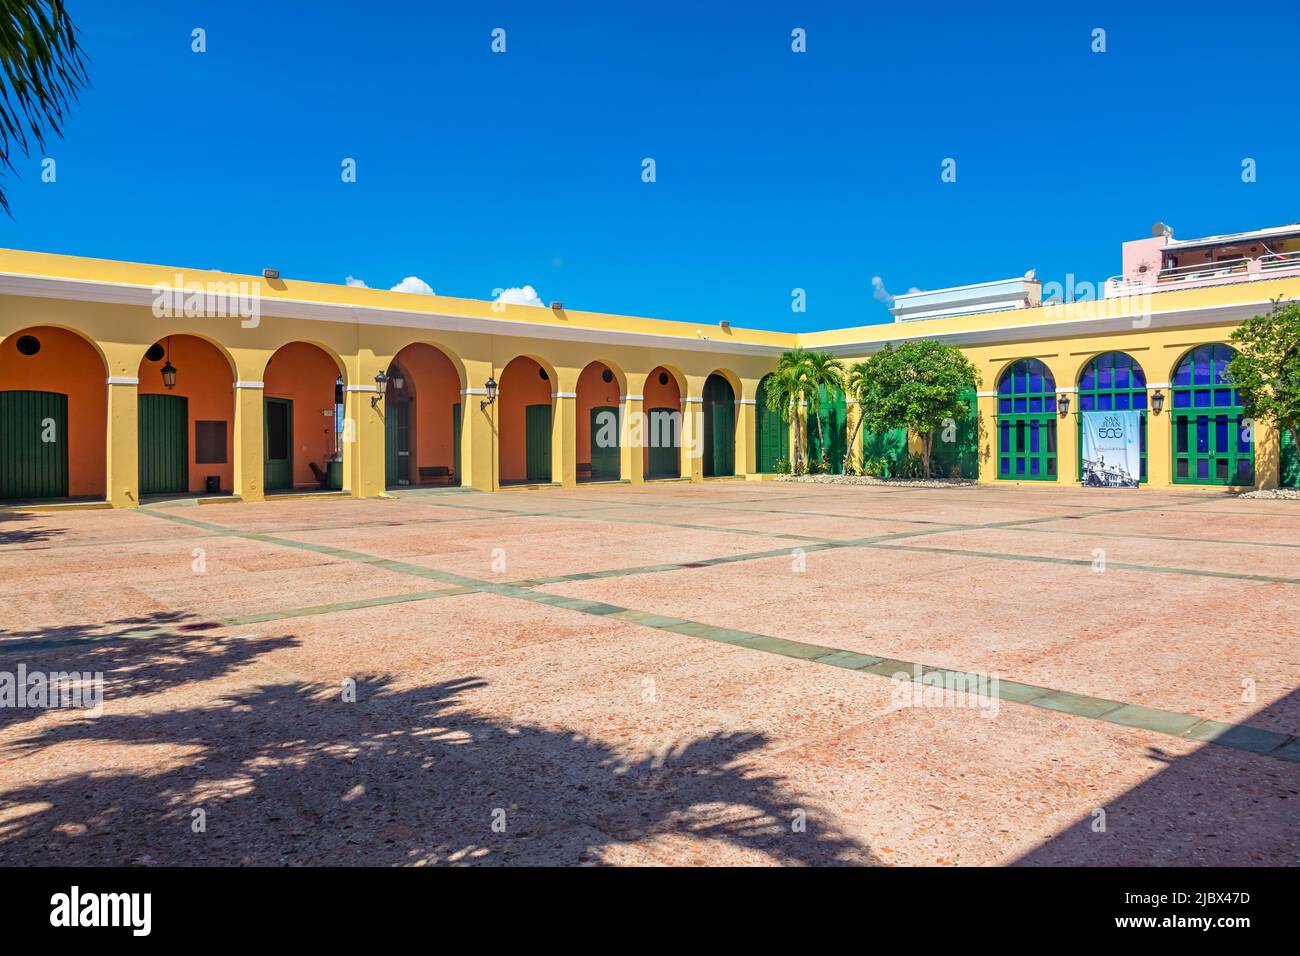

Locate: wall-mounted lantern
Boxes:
[161,337,177,389]
[1151,389,1165,415]
[481,376,498,412]
[1057,392,1070,417]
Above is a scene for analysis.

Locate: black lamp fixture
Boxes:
[370,369,389,409]
[161,337,177,389]
[480,376,498,411]
[1057,392,1070,417]
[1151,389,1165,415]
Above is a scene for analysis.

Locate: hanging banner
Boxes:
[1081,410,1142,487]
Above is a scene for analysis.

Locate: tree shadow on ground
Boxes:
[1014,687,1300,866]
[0,511,63,546]
[0,612,298,733]
[0,672,877,866]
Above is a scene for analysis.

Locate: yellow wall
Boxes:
[1,247,1293,505]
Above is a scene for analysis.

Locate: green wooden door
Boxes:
[0,390,68,500]
[646,407,679,478]
[702,375,735,477]
[930,388,979,479]
[754,377,789,473]
[264,397,293,491]
[863,428,909,477]
[138,393,189,495]
[806,384,847,473]
[589,405,620,480]
[385,398,410,486]
[452,402,462,485]
[525,403,552,482]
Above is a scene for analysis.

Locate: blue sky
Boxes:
[3,1,1298,331]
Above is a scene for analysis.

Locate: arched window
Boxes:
[1172,344,1253,485]
[997,359,1056,480]
[1078,352,1147,482]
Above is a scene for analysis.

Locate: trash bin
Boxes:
[326,460,343,491]
[205,475,221,494]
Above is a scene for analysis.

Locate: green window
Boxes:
[1077,352,1147,483]
[1171,344,1253,485]
[754,375,789,473]
[997,359,1057,480]
[805,383,847,474]
[1283,427,1299,489]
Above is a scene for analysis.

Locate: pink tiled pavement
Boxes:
[1,481,1296,866]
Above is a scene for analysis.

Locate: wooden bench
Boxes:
[576,463,592,479]
[418,466,454,485]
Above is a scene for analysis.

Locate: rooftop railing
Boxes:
[1105,252,1300,297]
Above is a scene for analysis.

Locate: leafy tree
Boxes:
[801,351,845,469]
[1227,298,1300,461]
[0,0,88,216]
[856,340,979,478]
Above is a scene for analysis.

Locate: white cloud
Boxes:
[870,275,894,305]
[389,276,435,295]
[493,284,545,308]
[344,275,368,288]
[871,276,921,306]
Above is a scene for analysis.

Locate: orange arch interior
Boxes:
[264,342,342,488]
[0,326,106,498]
[391,344,462,483]
[576,362,622,471]
[498,356,552,483]
[642,366,681,478]
[138,336,234,493]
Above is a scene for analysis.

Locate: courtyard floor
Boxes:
[0,481,1297,866]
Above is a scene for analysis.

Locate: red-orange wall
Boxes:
[138,336,233,493]
[642,366,681,477]
[498,356,552,482]
[264,342,341,488]
[0,326,106,497]
[393,344,461,479]
[575,363,621,468]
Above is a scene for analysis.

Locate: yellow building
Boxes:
[1,237,1296,508]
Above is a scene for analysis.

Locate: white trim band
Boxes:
[343,384,380,393]
[735,398,755,405]
[621,394,643,401]
[233,380,264,389]
[1147,382,1171,389]
[976,391,997,397]
[106,376,139,386]
[461,388,488,396]
[1055,387,1077,394]
[552,391,577,399]
[682,396,704,403]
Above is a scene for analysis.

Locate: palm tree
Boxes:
[0,1,88,216]
[802,351,845,471]
[769,349,814,473]
[842,359,872,473]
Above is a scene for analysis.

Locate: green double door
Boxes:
[930,388,979,479]
[806,384,847,473]
[0,390,68,500]
[138,393,189,495]
[264,397,294,491]
[525,403,552,482]
[754,377,789,473]
[702,375,735,477]
[589,405,620,481]
[646,408,679,478]
[385,398,411,486]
